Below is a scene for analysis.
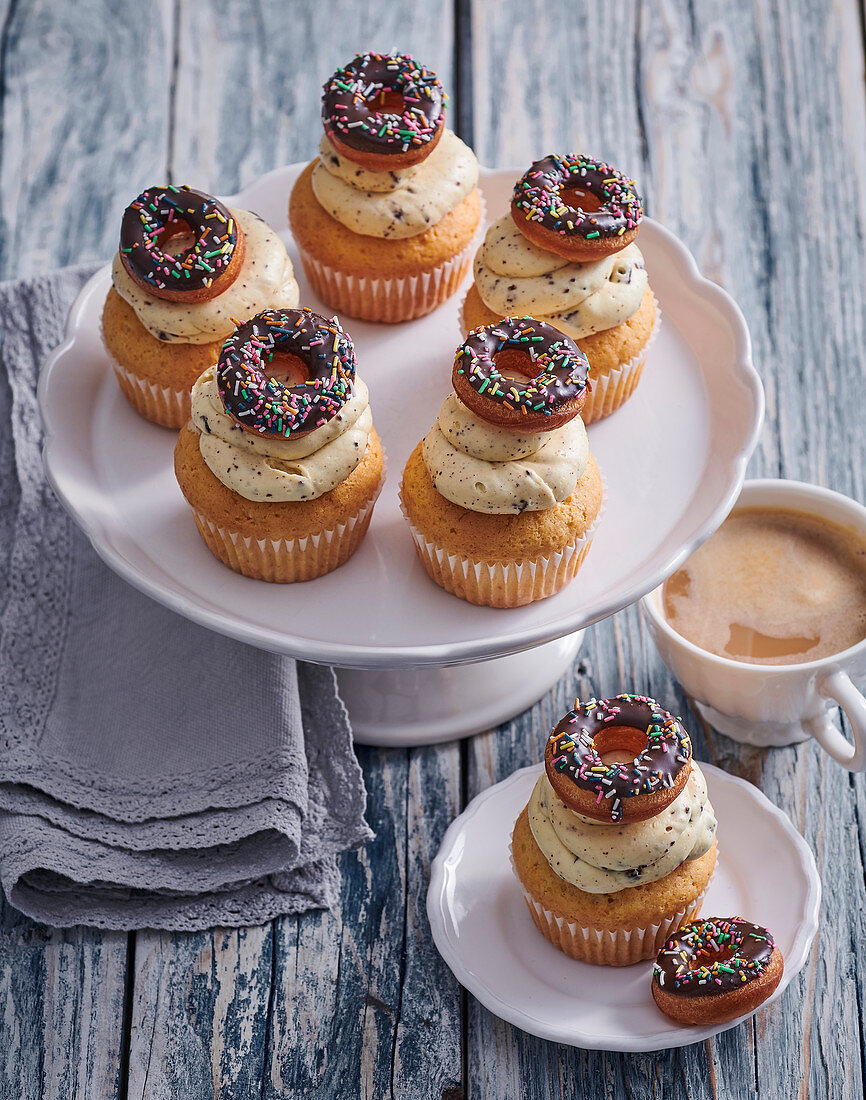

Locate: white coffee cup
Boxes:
[640,478,866,769]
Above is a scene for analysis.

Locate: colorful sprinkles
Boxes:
[322,52,445,155]
[120,185,238,293]
[654,917,776,997]
[455,317,589,415]
[216,307,355,438]
[512,154,643,239]
[547,694,692,822]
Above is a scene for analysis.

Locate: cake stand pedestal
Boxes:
[337,631,584,746]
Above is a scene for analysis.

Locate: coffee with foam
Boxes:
[662,507,866,665]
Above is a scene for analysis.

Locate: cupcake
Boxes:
[174,307,383,582]
[103,185,299,428]
[512,695,717,966]
[400,317,602,607]
[289,52,482,323]
[463,155,657,422]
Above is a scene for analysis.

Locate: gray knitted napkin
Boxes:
[0,264,372,930]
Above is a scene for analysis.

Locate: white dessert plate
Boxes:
[39,165,763,669]
[427,762,820,1051]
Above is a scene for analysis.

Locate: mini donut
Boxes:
[544,694,692,823]
[216,307,355,438]
[322,52,445,171]
[652,917,784,1026]
[452,317,589,432]
[120,185,245,303]
[511,155,643,263]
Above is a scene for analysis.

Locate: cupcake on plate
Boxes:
[463,155,657,422]
[174,306,384,582]
[289,51,482,323]
[103,184,299,428]
[400,317,602,607]
[512,695,717,966]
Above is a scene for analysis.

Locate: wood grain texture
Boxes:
[0,1,168,1096]
[262,749,462,1099]
[468,0,866,1096]
[0,909,129,1100]
[171,0,455,194]
[127,927,272,1100]
[0,0,174,278]
[1,0,865,1096]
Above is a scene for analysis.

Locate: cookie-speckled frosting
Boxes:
[474,215,646,340]
[312,128,478,239]
[112,209,300,344]
[421,392,588,513]
[189,366,372,502]
[527,762,716,894]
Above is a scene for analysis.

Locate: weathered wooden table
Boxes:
[2,1,865,1096]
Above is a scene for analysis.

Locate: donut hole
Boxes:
[371,88,409,115]
[493,346,539,382]
[689,944,737,968]
[266,351,309,388]
[156,221,197,257]
[561,186,603,215]
[593,725,648,766]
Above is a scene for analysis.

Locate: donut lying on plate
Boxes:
[652,916,784,1025]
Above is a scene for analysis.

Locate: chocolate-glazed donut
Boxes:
[322,52,446,171]
[652,917,784,1025]
[120,185,245,303]
[544,694,692,823]
[452,317,589,432]
[217,307,355,438]
[511,155,643,262]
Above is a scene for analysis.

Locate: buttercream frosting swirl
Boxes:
[474,215,646,339]
[112,209,299,344]
[421,393,588,513]
[312,128,478,239]
[190,367,371,502]
[527,763,716,893]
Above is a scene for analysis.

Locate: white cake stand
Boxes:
[38,166,763,746]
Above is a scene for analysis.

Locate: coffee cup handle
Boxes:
[804,670,866,771]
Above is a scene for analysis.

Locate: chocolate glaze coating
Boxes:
[546,694,692,823]
[654,917,776,997]
[512,155,643,240]
[120,185,239,294]
[322,52,445,157]
[454,316,589,417]
[217,307,355,438]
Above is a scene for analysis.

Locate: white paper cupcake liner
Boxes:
[580,296,661,424]
[510,841,716,966]
[103,346,190,429]
[100,308,196,429]
[191,473,383,583]
[297,194,486,324]
[458,294,662,426]
[398,469,606,607]
[520,881,712,966]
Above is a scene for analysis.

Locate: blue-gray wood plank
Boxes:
[1,0,864,1096]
